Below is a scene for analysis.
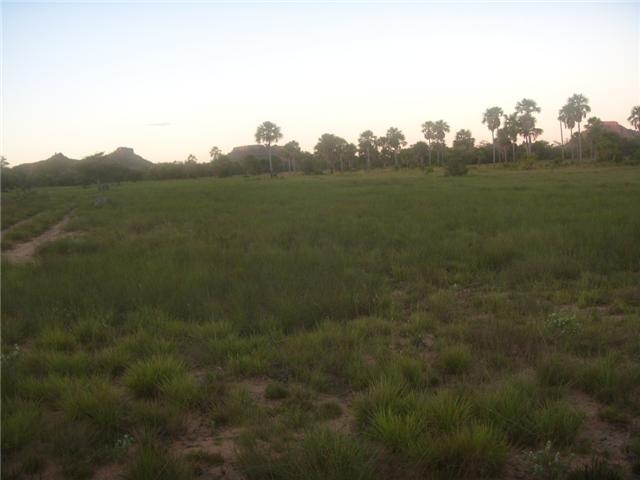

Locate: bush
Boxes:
[265,382,289,400]
[437,344,472,376]
[123,356,188,399]
[239,428,377,480]
[534,402,584,446]
[126,443,193,480]
[433,423,508,478]
[444,157,468,176]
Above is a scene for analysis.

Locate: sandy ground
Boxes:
[2,215,72,264]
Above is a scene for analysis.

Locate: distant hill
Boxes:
[13,152,78,173]
[7,148,152,187]
[99,147,153,171]
[601,121,639,140]
[227,144,285,161]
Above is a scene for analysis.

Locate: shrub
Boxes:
[433,423,507,478]
[1,400,41,452]
[418,391,472,434]
[34,328,77,352]
[265,382,289,400]
[124,356,188,398]
[284,429,377,480]
[444,157,468,176]
[126,443,193,480]
[437,344,472,376]
[537,354,579,387]
[354,375,411,428]
[59,377,128,439]
[368,409,423,453]
[480,379,537,444]
[534,402,584,446]
[527,441,569,480]
[566,458,623,480]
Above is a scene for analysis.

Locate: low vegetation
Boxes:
[2,166,639,479]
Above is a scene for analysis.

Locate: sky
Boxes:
[1,1,639,165]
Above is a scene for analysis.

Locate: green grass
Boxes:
[2,166,640,478]
[123,356,190,399]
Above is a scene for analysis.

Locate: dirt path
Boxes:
[0,216,35,241]
[3,215,72,264]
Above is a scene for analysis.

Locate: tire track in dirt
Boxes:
[3,214,72,264]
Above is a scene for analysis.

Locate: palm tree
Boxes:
[209,146,221,162]
[503,113,520,162]
[421,121,437,165]
[560,103,577,161]
[282,141,301,172]
[385,127,407,169]
[358,130,377,170]
[482,107,503,163]
[515,99,541,156]
[585,117,603,160]
[628,106,640,132]
[567,94,591,161]
[315,133,346,173]
[255,121,283,176]
[557,108,567,162]
[434,120,450,164]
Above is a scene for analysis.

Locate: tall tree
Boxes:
[503,113,520,162]
[315,134,346,173]
[209,146,221,162]
[515,99,541,155]
[282,141,301,172]
[560,103,577,161]
[358,130,377,170]
[255,121,283,176]
[482,107,503,163]
[628,106,640,132]
[376,136,392,168]
[411,141,429,169]
[585,117,604,161]
[453,129,475,150]
[557,108,567,162]
[385,127,407,169]
[434,120,450,164]
[421,121,437,165]
[567,94,591,161]
[343,143,358,170]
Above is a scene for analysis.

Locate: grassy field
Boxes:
[2,166,640,479]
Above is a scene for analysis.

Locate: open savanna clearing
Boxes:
[2,166,640,480]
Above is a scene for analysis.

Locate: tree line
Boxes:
[227,97,639,177]
[2,98,640,189]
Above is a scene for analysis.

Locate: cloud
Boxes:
[147,122,171,127]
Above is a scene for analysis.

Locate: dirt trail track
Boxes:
[3,215,72,263]
[0,216,35,241]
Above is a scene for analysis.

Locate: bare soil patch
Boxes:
[3,215,72,264]
[568,392,634,476]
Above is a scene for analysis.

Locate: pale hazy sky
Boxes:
[2,1,639,165]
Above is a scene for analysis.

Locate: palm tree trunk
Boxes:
[268,144,273,176]
[570,129,574,161]
[577,122,582,161]
[512,143,516,163]
[428,145,432,166]
[559,121,565,161]
[394,151,398,169]
[491,130,496,163]
[366,148,371,170]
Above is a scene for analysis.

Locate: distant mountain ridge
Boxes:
[13,147,152,172]
[6,147,152,187]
